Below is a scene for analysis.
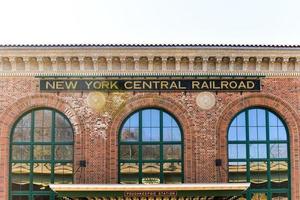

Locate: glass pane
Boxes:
[250,193,268,200]
[228,162,247,183]
[120,162,139,174]
[228,144,246,159]
[129,113,139,127]
[142,109,160,127]
[12,145,30,160]
[55,113,71,128]
[150,109,160,127]
[270,161,289,189]
[270,127,287,141]
[163,162,182,173]
[142,145,160,160]
[229,116,246,141]
[142,162,160,174]
[271,193,288,200]
[54,163,73,184]
[278,127,287,140]
[249,109,257,126]
[237,127,246,141]
[163,145,181,160]
[121,127,139,141]
[120,175,139,184]
[34,127,51,142]
[277,117,284,127]
[228,126,237,141]
[164,174,181,184]
[142,109,151,127]
[270,127,278,140]
[231,117,237,126]
[270,143,288,159]
[33,196,50,200]
[250,161,268,189]
[12,196,29,200]
[120,163,139,184]
[257,109,266,126]
[142,127,159,141]
[237,112,246,126]
[250,144,267,159]
[269,112,278,126]
[142,162,160,184]
[163,112,172,127]
[35,110,52,127]
[32,163,51,191]
[13,127,31,142]
[120,145,138,160]
[55,127,73,142]
[123,120,129,128]
[250,127,266,141]
[163,162,182,183]
[55,145,73,160]
[11,163,30,191]
[15,113,31,128]
[163,127,181,141]
[257,127,267,140]
[249,127,258,141]
[34,145,51,160]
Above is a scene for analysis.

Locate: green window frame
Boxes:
[9,108,74,200]
[227,107,291,200]
[118,108,184,184]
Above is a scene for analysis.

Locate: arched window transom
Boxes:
[228,108,290,199]
[118,108,183,184]
[10,109,74,200]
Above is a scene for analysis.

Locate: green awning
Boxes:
[50,183,250,199]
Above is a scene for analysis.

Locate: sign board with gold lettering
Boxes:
[40,79,261,92]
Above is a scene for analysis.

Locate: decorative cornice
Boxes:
[0,71,299,77]
[1,47,300,74]
[1,44,300,50]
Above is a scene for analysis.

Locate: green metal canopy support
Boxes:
[50,183,250,200]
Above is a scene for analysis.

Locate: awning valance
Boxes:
[50,183,250,199]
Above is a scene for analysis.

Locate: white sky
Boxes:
[0,0,299,45]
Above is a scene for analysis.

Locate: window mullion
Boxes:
[138,111,142,184]
[246,110,250,184]
[51,111,55,185]
[29,111,35,200]
[159,110,163,183]
[266,110,271,194]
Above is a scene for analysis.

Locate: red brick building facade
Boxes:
[0,44,299,199]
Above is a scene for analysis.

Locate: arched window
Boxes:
[10,109,74,200]
[118,108,183,184]
[228,108,290,200]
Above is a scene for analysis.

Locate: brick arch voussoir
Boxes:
[107,95,194,182]
[0,94,83,138]
[216,93,300,184]
[218,93,299,141]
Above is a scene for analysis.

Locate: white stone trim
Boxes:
[1,71,300,77]
[1,48,300,74]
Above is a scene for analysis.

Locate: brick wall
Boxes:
[0,77,299,199]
